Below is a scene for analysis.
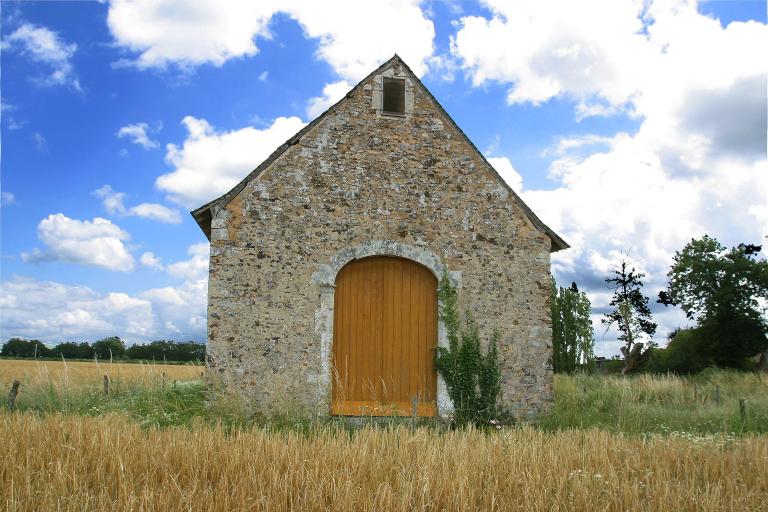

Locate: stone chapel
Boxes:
[192,55,568,419]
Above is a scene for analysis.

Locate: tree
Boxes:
[658,235,768,369]
[125,340,206,361]
[51,342,93,359]
[646,328,710,374]
[551,278,595,373]
[92,336,126,360]
[0,338,51,358]
[602,259,657,374]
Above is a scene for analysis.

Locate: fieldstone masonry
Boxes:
[194,55,568,419]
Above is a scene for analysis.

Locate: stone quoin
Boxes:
[192,55,568,419]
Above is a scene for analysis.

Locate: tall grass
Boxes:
[538,369,768,435]
[0,358,202,387]
[0,359,212,428]
[2,361,767,510]
[3,360,767,435]
[2,413,766,511]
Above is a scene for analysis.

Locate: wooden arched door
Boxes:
[331,256,438,416]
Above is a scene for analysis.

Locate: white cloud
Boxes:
[0,275,207,343]
[127,203,182,223]
[107,0,277,69]
[4,23,81,90]
[1,192,16,206]
[281,0,435,81]
[93,185,127,215]
[139,278,208,337]
[21,214,135,272]
[93,185,182,223]
[166,242,209,281]
[487,156,523,193]
[117,122,159,149]
[453,2,768,355]
[258,71,269,82]
[3,242,213,343]
[306,80,351,119]
[451,0,653,108]
[106,0,435,80]
[157,115,306,207]
[140,251,163,270]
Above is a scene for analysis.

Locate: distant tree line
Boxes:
[0,336,205,362]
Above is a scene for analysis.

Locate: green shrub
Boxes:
[646,328,711,374]
[435,271,502,427]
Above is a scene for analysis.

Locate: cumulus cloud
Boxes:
[454,1,768,354]
[306,80,352,119]
[138,278,208,337]
[487,156,523,193]
[127,203,182,224]
[3,22,81,90]
[106,0,435,80]
[166,243,209,281]
[281,0,435,81]
[140,251,163,270]
[451,0,767,124]
[21,214,135,272]
[93,185,127,215]
[1,240,211,343]
[0,275,207,343]
[522,137,767,354]
[107,0,277,69]
[93,185,182,224]
[451,0,651,108]
[157,115,306,207]
[117,122,159,149]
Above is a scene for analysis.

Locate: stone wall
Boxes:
[205,60,556,419]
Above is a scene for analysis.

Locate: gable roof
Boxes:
[191,55,568,252]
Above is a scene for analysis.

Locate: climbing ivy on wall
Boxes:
[435,271,502,427]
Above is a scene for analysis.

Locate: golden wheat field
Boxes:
[0,358,203,387]
[1,413,766,512]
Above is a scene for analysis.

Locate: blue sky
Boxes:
[1,1,766,356]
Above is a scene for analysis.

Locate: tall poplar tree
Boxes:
[551,278,595,373]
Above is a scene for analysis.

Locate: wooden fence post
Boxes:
[715,385,720,405]
[8,380,20,411]
[693,383,698,402]
[162,371,166,389]
[739,398,747,432]
[103,374,110,397]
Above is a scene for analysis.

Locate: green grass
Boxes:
[0,356,203,365]
[538,369,768,435]
[10,379,216,428]
[6,369,767,435]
